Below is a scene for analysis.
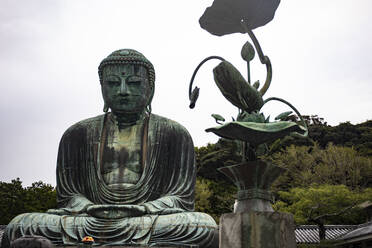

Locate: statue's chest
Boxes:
[101,124,143,186]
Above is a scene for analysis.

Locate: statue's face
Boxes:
[101,64,151,113]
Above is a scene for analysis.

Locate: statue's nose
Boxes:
[119,80,129,95]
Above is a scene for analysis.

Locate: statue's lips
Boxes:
[114,96,141,103]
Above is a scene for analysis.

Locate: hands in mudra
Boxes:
[47,204,147,219]
[86,204,147,219]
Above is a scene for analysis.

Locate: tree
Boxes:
[266,144,372,192]
[308,204,355,241]
[0,179,57,224]
[195,139,241,182]
[24,181,57,213]
[0,178,25,224]
[267,119,372,157]
[194,177,235,223]
[273,185,372,240]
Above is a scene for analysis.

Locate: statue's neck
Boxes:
[111,111,147,129]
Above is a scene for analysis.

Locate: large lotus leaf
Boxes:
[206,121,305,146]
[199,0,280,36]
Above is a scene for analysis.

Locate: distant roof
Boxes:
[338,221,372,242]
[0,225,6,246]
[295,225,357,244]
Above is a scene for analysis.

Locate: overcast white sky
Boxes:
[1,0,371,186]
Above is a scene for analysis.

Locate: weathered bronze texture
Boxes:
[194,2,301,246]
[189,0,308,215]
[1,49,217,248]
[218,161,285,212]
[206,121,305,147]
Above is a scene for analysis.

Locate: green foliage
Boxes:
[194,139,239,222]
[195,178,213,213]
[273,185,372,225]
[310,121,372,157]
[266,144,372,192]
[193,120,372,227]
[195,139,241,182]
[0,178,25,224]
[24,181,57,213]
[0,178,57,224]
[269,119,372,157]
[194,177,235,223]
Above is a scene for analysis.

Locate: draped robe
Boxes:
[1,113,217,247]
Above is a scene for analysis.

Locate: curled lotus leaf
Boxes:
[205,121,305,146]
[275,111,293,121]
[211,113,226,124]
[199,0,281,36]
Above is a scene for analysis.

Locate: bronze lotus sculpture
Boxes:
[189,0,308,212]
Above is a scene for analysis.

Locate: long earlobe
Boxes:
[103,103,109,112]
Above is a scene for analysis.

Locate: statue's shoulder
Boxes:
[62,114,105,137]
[150,113,192,138]
[73,114,105,127]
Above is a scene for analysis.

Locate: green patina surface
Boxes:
[1,49,217,248]
[206,121,305,146]
[188,0,308,219]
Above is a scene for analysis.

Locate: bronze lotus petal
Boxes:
[213,61,264,113]
[218,161,285,191]
[199,0,280,36]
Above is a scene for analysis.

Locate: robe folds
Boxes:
[1,113,217,247]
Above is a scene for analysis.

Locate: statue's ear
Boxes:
[145,84,154,114]
[100,82,109,112]
[103,102,109,112]
[147,84,155,106]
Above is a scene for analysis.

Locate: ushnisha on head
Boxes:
[98,49,155,115]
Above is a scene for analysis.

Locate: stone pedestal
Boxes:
[9,235,54,248]
[62,246,194,248]
[219,211,296,248]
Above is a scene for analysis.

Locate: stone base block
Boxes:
[58,245,198,248]
[10,235,54,248]
[220,211,296,248]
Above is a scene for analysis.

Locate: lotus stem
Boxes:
[188,56,225,101]
[263,97,309,137]
[241,20,272,97]
[247,61,251,84]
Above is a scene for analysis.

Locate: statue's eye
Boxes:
[127,76,143,85]
[105,79,120,86]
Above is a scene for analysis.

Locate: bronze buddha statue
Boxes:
[1,49,217,248]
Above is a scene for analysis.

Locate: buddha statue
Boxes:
[1,49,217,248]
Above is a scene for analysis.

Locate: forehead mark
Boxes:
[103,64,148,78]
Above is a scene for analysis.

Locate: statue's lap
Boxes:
[1,50,218,248]
[5,211,216,246]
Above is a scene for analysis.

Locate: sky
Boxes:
[1,0,371,186]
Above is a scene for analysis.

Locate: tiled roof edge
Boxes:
[296,225,357,229]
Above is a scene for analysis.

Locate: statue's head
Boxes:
[98,49,155,114]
